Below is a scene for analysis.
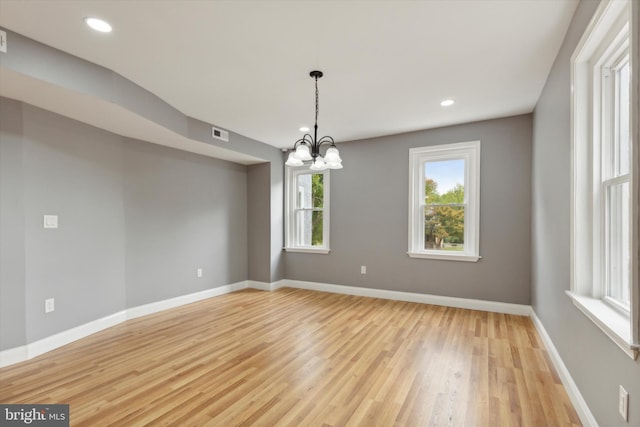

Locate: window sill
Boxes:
[284,247,330,254]
[407,252,481,262]
[566,291,639,360]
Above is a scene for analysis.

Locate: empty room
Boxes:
[0,0,638,426]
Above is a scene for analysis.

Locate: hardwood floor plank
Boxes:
[0,288,581,426]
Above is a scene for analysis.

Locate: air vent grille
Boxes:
[212,126,229,142]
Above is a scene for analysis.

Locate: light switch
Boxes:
[43,215,58,229]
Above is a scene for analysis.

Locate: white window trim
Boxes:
[284,167,330,254]
[408,140,480,262]
[569,0,639,359]
[566,292,636,359]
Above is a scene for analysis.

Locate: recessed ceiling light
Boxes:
[84,17,112,33]
[299,126,310,132]
[440,99,455,107]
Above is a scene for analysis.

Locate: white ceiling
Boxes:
[0,0,578,149]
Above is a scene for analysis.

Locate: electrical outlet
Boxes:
[45,298,55,313]
[361,266,367,274]
[196,268,203,278]
[619,385,629,421]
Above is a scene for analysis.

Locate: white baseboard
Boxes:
[127,281,247,320]
[278,279,532,316]
[0,281,250,367]
[0,345,28,368]
[28,310,127,361]
[247,280,274,291]
[530,311,598,427]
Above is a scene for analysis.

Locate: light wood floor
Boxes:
[0,288,581,426]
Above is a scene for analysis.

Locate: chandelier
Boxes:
[285,71,343,170]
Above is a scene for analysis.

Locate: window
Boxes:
[570,0,638,359]
[604,55,631,312]
[408,141,480,262]
[284,167,330,253]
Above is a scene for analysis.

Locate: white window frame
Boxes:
[408,140,480,262]
[284,167,330,254]
[569,0,639,359]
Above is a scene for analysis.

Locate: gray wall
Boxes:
[21,103,126,343]
[532,1,640,426]
[248,163,272,283]
[0,98,27,349]
[124,138,247,307]
[285,114,532,305]
[270,159,285,282]
[0,98,251,348]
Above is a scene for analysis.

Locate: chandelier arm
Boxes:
[292,135,313,149]
[302,136,336,161]
[314,137,335,156]
[316,136,335,146]
[300,134,314,143]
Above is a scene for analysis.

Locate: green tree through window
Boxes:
[425,179,465,250]
[311,174,324,246]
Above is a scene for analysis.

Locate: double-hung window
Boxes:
[603,52,631,312]
[284,167,330,253]
[408,141,480,262]
[570,0,638,358]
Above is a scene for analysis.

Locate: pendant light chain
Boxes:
[315,75,320,129]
